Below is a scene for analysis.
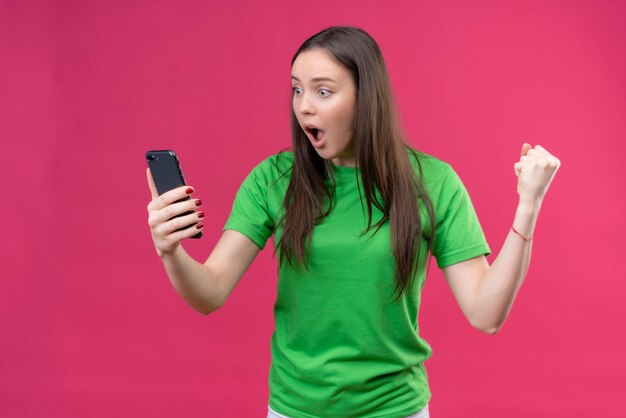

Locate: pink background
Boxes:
[2,0,625,416]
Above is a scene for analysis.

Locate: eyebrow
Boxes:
[291,75,337,83]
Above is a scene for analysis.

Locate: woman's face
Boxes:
[291,48,357,167]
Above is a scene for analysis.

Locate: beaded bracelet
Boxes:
[512,226,534,241]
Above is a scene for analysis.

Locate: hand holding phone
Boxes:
[146,150,203,257]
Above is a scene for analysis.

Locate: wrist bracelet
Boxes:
[512,226,533,241]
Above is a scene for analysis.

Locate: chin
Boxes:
[315,149,334,159]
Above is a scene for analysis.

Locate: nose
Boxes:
[296,91,315,116]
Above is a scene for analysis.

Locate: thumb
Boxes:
[521,142,532,157]
[146,167,158,199]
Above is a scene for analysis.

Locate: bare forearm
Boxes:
[473,198,540,332]
[160,246,223,315]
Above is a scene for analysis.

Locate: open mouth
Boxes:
[305,127,324,142]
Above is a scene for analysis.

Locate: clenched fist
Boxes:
[514,143,561,205]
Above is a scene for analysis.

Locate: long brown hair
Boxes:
[275,26,436,303]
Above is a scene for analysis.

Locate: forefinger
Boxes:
[153,184,194,211]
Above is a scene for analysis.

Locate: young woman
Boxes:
[146,26,560,418]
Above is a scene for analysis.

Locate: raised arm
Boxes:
[146,168,261,315]
[442,201,537,334]
[441,143,560,334]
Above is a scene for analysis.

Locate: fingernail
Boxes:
[196,223,204,229]
[198,212,205,218]
[195,199,202,206]
[186,187,194,194]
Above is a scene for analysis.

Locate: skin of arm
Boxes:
[202,229,261,310]
[160,230,260,316]
[147,168,261,316]
[441,142,560,334]
[442,197,539,334]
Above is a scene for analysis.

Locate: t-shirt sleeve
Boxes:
[432,165,491,269]
[222,159,274,250]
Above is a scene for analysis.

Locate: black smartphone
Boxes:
[146,150,202,239]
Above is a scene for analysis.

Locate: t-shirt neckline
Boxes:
[330,163,360,177]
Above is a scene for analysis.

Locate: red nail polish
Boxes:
[198,212,205,218]
[186,187,194,194]
[196,223,204,229]
[195,199,202,206]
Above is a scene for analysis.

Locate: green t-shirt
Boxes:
[223,148,491,418]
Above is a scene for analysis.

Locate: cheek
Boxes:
[337,103,356,135]
[291,98,298,115]
[292,103,303,123]
[327,97,350,120]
